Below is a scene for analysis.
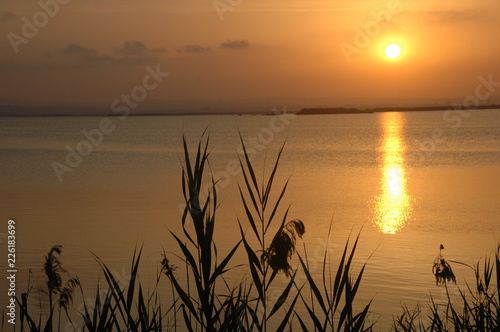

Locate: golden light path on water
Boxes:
[373,112,413,234]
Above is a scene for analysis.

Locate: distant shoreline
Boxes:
[298,105,500,115]
[0,112,255,118]
[1,104,499,117]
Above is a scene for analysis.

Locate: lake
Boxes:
[1,108,499,330]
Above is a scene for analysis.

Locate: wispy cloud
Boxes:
[54,40,166,67]
[114,40,166,56]
[220,39,251,50]
[178,44,212,54]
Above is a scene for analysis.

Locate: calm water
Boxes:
[1,109,500,329]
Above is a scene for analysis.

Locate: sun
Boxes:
[385,44,401,59]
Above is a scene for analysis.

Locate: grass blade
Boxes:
[238,132,262,204]
[268,271,296,318]
[262,142,286,208]
[170,232,200,280]
[238,185,262,245]
[275,292,299,332]
[210,240,242,285]
[298,254,328,316]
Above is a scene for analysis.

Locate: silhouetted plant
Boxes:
[391,303,424,332]
[393,243,500,331]
[297,223,374,332]
[42,245,80,332]
[44,245,64,299]
[237,134,303,331]
[261,219,305,277]
[11,133,500,332]
[432,244,456,285]
[17,246,167,332]
[91,246,166,332]
[161,132,242,332]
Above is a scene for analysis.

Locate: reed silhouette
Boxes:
[432,244,457,286]
[393,244,500,331]
[16,245,79,332]
[9,135,500,332]
[161,132,243,331]
[261,219,305,277]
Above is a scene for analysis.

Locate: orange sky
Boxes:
[1,0,499,105]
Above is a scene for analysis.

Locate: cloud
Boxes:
[219,39,251,50]
[178,44,212,54]
[55,40,166,67]
[0,11,16,21]
[426,10,486,23]
[114,40,166,56]
[58,44,115,64]
[58,44,94,55]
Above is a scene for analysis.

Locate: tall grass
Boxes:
[161,132,242,331]
[88,246,167,332]
[11,133,498,332]
[16,245,168,332]
[297,227,374,331]
[16,245,80,332]
[9,134,377,331]
[236,135,303,331]
[392,244,500,331]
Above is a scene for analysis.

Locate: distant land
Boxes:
[1,97,499,117]
[298,105,500,115]
[0,103,289,117]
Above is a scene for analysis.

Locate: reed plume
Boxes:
[432,244,456,285]
[43,245,80,332]
[44,245,65,297]
[261,219,305,277]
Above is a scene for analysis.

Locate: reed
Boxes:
[16,246,166,332]
[432,244,456,286]
[12,134,375,332]
[89,246,166,332]
[160,132,242,331]
[236,135,304,331]
[15,245,80,332]
[297,225,374,332]
[392,244,500,331]
[14,134,500,332]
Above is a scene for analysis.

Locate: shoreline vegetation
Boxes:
[298,104,500,115]
[5,134,500,331]
[1,104,500,117]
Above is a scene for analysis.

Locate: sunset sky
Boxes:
[1,0,500,106]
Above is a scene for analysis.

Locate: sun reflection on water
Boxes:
[373,112,413,234]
